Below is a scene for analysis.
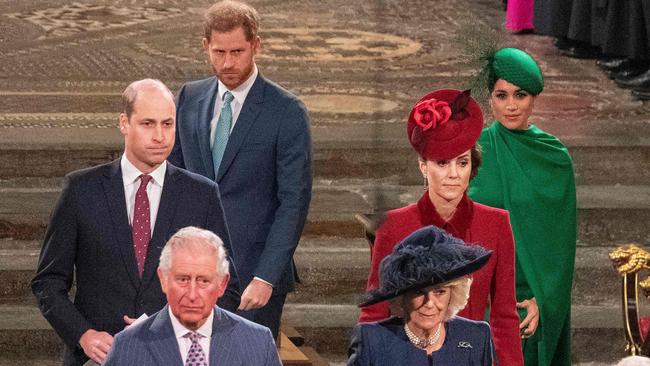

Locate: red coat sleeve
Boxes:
[358,223,396,323]
[488,210,524,365]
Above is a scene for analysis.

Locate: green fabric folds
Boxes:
[469,121,576,366]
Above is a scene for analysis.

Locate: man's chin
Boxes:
[218,75,243,89]
[179,315,208,329]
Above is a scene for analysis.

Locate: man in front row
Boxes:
[104,227,281,365]
[32,79,239,365]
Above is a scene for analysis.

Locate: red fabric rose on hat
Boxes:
[412,99,452,131]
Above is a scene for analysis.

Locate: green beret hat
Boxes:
[491,47,544,94]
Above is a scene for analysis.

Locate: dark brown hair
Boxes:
[203,1,260,41]
[470,143,482,180]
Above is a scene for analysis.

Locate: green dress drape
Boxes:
[469,121,577,366]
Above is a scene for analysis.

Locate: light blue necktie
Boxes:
[211,91,234,175]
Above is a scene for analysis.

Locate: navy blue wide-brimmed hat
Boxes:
[359,225,492,307]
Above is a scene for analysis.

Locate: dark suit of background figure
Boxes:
[104,305,281,366]
[169,74,312,336]
[348,317,494,366]
[31,159,238,366]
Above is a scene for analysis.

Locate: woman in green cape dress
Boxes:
[468,47,577,366]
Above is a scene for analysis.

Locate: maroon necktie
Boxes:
[132,174,152,277]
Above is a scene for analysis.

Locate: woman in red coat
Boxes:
[358,89,523,366]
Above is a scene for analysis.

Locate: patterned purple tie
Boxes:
[185,332,208,366]
[132,174,152,277]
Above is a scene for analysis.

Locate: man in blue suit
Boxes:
[169,0,312,339]
[32,79,240,365]
[104,226,281,366]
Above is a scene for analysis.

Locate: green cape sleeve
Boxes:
[469,122,577,366]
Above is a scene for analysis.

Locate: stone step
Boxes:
[314,141,650,187]
[283,304,627,364]
[291,244,623,307]
[0,242,40,305]
[0,124,647,186]
[0,236,630,311]
[1,182,648,244]
[0,304,625,364]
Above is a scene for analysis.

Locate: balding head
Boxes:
[121,79,175,119]
[118,79,176,173]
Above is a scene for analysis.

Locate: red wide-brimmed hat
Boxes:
[406,89,484,161]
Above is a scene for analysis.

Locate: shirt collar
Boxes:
[168,306,214,340]
[217,64,258,105]
[416,191,473,239]
[120,154,166,187]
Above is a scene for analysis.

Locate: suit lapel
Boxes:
[197,79,218,180]
[210,307,239,365]
[141,164,181,288]
[102,159,140,289]
[216,75,265,182]
[148,306,184,365]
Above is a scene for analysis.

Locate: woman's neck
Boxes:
[405,322,446,354]
[428,192,462,221]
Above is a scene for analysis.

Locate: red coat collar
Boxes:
[416,191,474,239]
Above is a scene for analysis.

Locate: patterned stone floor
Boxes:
[0,0,648,150]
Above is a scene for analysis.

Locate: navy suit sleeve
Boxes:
[347,324,369,366]
[254,100,312,286]
[31,175,93,349]
[262,327,282,366]
[168,84,187,169]
[103,331,129,365]
[483,322,495,366]
[206,182,241,312]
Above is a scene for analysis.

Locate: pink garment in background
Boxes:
[506,0,534,31]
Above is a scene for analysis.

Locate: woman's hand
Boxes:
[517,297,539,338]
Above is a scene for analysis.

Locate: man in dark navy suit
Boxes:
[104,227,281,366]
[169,1,312,339]
[32,79,239,365]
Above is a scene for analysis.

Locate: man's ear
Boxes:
[252,36,261,55]
[118,113,128,136]
[217,274,230,298]
[202,37,209,52]
[157,268,168,294]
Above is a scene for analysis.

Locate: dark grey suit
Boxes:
[169,74,312,336]
[104,306,281,366]
[31,159,240,365]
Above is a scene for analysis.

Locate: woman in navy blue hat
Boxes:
[359,89,522,365]
[349,225,494,365]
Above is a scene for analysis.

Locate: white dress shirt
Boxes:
[169,306,214,364]
[121,155,166,233]
[209,65,259,149]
